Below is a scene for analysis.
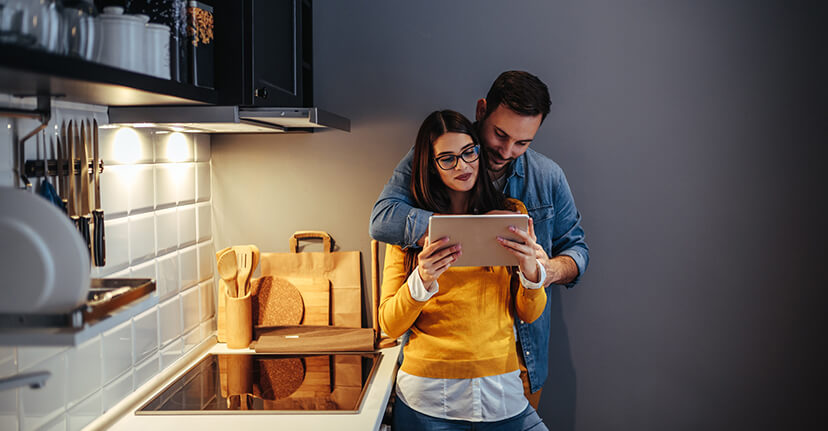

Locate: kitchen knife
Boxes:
[77,121,92,258]
[92,119,106,267]
[56,128,68,214]
[67,121,79,226]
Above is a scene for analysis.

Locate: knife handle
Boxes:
[78,216,92,259]
[93,209,106,267]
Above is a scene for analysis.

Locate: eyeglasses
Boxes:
[434,145,480,170]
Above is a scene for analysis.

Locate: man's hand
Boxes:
[533,242,579,287]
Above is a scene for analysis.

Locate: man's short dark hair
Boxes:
[484,71,551,121]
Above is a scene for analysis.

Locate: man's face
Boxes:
[476,102,543,176]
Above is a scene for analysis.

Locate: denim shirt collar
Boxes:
[504,152,526,181]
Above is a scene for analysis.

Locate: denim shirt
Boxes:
[369,147,589,393]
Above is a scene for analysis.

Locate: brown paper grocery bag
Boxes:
[260,231,361,328]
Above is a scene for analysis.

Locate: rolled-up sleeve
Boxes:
[551,169,589,287]
[369,148,433,248]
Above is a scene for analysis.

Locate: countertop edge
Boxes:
[87,338,402,431]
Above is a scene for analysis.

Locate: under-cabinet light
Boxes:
[113,127,141,164]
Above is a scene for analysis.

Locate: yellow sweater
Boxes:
[378,222,546,379]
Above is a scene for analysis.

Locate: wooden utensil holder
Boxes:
[225,290,252,349]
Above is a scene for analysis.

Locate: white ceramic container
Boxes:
[97,6,145,73]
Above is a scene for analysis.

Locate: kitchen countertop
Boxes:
[88,338,401,431]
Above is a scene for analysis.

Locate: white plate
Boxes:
[0,187,90,313]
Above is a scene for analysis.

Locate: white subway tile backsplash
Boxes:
[133,354,160,390]
[200,281,214,322]
[160,339,183,370]
[196,162,210,202]
[183,327,202,353]
[129,212,156,263]
[179,246,199,290]
[0,355,17,430]
[102,371,132,413]
[102,217,129,272]
[178,205,197,247]
[0,403,17,431]
[156,252,180,299]
[178,163,196,205]
[67,391,101,431]
[17,347,66,371]
[40,414,66,431]
[2,109,211,421]
[129,164,155,213]
[133,308,159,364]
[154,164,178,208]
[65,336,101,406]
[0,347,14,372]
[197,203,211,242]
[194,134,210,162]
[19,352,66,431]
[99,165,130,218]
[200,319,215,340]
[101,321,133,385]
[155,208,178,253]
[181,286,200,333]
[130,260,157,282]
[198,241,213,282]
[159,297,182,347]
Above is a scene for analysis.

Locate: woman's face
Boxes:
[432,132,479,193]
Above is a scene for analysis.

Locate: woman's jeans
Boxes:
[392,397,549,431]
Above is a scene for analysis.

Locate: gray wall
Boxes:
[212,1,825,429]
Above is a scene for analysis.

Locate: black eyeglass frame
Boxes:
[434,145,481,170]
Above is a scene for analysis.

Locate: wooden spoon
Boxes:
[217,248,238,298]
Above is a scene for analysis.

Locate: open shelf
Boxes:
[0,43,217,106]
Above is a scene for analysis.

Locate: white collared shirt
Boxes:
[395,262,545,421]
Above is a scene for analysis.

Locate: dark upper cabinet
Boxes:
[215,0,312,107]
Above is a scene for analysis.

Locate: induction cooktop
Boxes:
[136,352,381,415]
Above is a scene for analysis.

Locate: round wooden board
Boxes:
[253,276,305,326]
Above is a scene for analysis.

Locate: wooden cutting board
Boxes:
[253,326,374,353]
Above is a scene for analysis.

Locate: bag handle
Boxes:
[289,231,333,253]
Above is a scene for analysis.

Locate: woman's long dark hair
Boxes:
[404,110,516,276]
[410,110,509,215]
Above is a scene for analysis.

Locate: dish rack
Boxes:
[0,278,155,329]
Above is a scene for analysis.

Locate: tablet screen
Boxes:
[428,214,529,267]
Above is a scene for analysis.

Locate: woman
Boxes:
[379,110,549,430]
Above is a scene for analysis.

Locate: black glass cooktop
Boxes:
[136,353,381,415]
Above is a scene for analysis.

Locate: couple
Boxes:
[372,71,589,430]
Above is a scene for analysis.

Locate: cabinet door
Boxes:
[250,0,303,106]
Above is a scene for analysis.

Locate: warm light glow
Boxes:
[113,127,141,164]
[166,132,190,162]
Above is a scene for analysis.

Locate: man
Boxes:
[370,71,589,409]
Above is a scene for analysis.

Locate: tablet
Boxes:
[428,214,529,267]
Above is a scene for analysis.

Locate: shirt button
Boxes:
[525,351,530,356]
[520,320,525,324]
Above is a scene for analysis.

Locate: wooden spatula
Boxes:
[234,246,253,297]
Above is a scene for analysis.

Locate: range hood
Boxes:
[107,106,350,134]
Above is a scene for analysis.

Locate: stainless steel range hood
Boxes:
[107,106,350,134]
